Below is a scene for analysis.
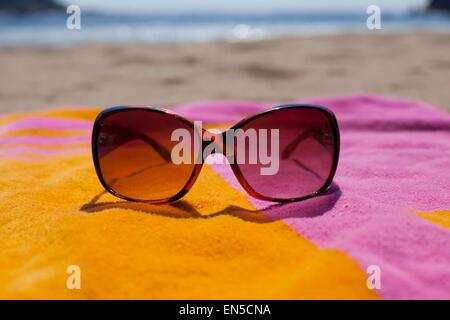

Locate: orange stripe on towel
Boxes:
[0,154,377,299]
[416,210,450,228]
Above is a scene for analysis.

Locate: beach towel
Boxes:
[0,94,449,299]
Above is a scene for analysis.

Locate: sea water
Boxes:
[0,11,449,47]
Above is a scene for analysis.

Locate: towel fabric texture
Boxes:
[0,95,449,299]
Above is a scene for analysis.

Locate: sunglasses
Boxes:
[92,104,340,203]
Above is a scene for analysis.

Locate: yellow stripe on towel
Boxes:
[0,153,377,299]
[416,210,450,228]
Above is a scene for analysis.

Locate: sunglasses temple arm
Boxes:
[135,131,172,162]
[280,126,333,180]
[102,125,172,162]
[281,126,332,159]
[105,161,168,189]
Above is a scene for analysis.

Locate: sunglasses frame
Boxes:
[92,104,340,204]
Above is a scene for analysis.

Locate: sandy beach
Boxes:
[1,31,450,113]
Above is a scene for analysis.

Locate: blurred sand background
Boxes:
[1,31,450,113]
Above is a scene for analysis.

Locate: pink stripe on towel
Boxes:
[176,101,275,124]
[0,116,92,133]
[0,135,90,146]
[0,146,90,155]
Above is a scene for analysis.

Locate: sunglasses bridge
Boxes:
[200,130,232,160]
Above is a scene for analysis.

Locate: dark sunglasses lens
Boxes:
[95,109,196,201]
[235,107,337,200]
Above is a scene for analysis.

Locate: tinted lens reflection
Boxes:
[95,109,196,201]
[235,108,337,200]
